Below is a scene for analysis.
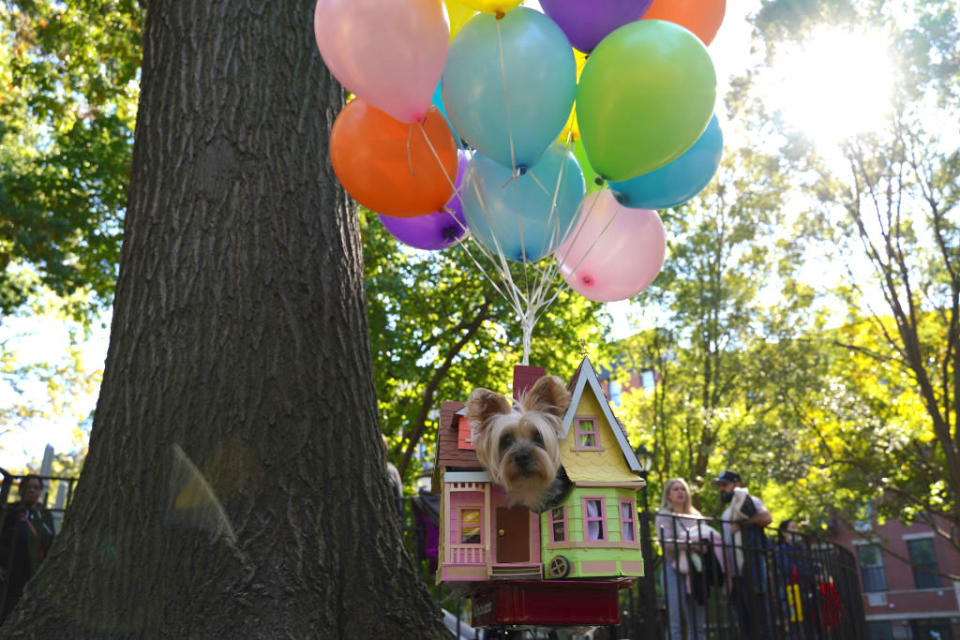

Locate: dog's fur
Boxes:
[466,376,573,513]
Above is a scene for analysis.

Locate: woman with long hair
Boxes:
[655,478,713,640]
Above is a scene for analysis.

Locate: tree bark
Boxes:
[2,1,445,638]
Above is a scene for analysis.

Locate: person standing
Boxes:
[714,470,772,640]
[776,519,820,640]
[0,475,56,622]
[655,478,715,640]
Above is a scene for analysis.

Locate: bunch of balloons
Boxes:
[315,0,725,303]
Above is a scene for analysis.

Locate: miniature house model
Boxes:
[433,356,645,586]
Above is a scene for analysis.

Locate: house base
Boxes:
[470,579,631,627]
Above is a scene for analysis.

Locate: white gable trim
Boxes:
[445,471,492,483]
[561,357,642,473]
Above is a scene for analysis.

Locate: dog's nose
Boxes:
[514,451,532,467]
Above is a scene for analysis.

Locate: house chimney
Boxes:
[513,364,545,402]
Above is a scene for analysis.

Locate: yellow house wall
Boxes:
[560,391,637,483]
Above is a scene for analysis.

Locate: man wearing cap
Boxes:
[714,470,772,640]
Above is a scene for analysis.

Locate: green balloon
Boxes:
[576,20,717,182]
[571,137,604,194]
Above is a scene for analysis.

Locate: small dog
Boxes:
[467,375,573,513]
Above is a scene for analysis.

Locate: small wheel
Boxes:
[547,554,570,578]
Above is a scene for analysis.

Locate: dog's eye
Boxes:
[499,434,514,452]
[533,431,545,448]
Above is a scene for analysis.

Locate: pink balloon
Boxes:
[556,190,666,302]
[314,0,449,123]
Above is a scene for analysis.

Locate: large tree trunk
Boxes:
[2,1,445,637]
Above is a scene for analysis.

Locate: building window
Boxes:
[906,537,942,589]
[609,380,622,408]
[866,621,894,640]
[550,506,567,543]
[857,544,887,592]
[460,508,481,545]
[584,498,606,541]
[620,500,636,542]
[574,417,602,450]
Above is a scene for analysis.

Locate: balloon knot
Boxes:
[517,166,528,176]
[594,176,605,186]
[495,10,505,20]
[582,275,593,286]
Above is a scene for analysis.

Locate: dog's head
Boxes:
[466,375,572,510]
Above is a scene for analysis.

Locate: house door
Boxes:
[495,506,529,563]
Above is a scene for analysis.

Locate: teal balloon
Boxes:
[442,8,576,170]
[576,19,716,181]
[463,142,585,263]
[609,115,723,209]
[431,81,462,146]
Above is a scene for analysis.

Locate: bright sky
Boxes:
[4,0,902,469]
[0,312,109,468]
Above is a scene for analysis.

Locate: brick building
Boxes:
[831,516,960,639]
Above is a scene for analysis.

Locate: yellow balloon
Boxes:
[559,49,588,142]
[459,0,522,14]
[445,1,476,40]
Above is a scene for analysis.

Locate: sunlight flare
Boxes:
[764,28,894,147]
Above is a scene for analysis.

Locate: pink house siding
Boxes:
[448,490,485,564]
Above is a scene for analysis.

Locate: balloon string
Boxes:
[495,19,529,275]
[495,20,519,192]
[411,33,576,361]
[415,120,457,207]
[406,123,416,177]
[556,193,621,279]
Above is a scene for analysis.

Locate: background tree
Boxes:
[1,1,138,462]
[1,0,445,636]
[613,132,821,511]
[0,0,141,320]
[750,0,960,552]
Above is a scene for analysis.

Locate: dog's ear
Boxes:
[466,388,511,433]
[519,375,571,420]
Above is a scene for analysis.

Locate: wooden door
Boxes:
[495,506,530,563]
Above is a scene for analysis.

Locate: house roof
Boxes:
[562,356,643,474]
[434,358,643,475]
[436,400,482,469]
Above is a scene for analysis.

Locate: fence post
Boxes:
[636,468,659,638]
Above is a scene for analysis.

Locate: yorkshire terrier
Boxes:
[467,375,573,513]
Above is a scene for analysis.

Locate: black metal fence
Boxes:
[404,496,867,640]
[598,511,868,640]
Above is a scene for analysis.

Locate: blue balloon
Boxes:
[462,142,585,263]
[609,115,724,210]
[442,8,576,171]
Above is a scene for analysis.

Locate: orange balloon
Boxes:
[331,100,458,217]
[643,0,726,46]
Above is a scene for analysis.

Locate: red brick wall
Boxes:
[831,516,960,628]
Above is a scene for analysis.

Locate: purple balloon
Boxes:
[378,150,470,251]
[539,0,654,53]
